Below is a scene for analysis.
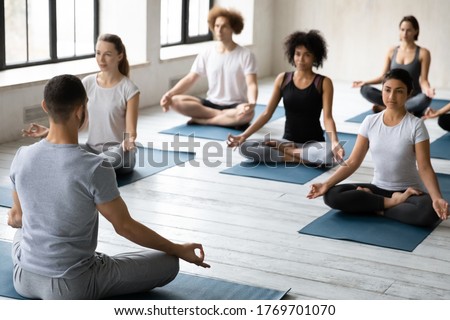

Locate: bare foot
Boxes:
[386,187,422,208]
[357,186,372,193]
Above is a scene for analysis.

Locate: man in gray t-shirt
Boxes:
[8,74,209,299]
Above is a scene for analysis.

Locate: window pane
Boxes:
[28,0,50,62]
[188,0,209,37]
[160,0,182,45]
[4,0,27,64]
[75,0,94,55]
[57,0,75,58]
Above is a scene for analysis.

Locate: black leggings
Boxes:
[438,114,450,131]
[324,183,440,227]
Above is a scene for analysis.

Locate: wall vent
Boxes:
[23,105,46,123]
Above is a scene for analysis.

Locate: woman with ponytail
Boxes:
[23,34,140,174]
[82,33,140,174]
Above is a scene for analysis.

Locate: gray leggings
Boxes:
[82,143,136,175]
[360,85,431,117]
[239,139,334,166]
[12,230,179,299]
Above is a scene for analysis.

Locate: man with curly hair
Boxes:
[160,6,258,130]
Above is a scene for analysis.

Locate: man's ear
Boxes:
[41,100,49,113]
[75,104,84,120]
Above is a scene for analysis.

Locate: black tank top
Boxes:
[281,72,325,143]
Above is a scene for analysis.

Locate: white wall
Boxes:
[272,0,450,91]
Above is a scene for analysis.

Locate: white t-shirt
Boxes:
[190,44,257,105]
[358,111,429,191]
[83,74,140,152]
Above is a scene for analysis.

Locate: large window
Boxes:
[160,0,212,47]
[0,0,99,70]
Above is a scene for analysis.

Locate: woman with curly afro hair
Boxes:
[228,30,344,166]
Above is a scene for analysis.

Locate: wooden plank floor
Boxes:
[1,77,450,300]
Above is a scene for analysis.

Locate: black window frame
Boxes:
[161,0,213,48]
[0,0,99,71]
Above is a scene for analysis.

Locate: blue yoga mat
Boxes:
[159,104,285,141]
[345,110,373,123]
[220,133,357,185]
[298,173,450,251]
[430,133,450,160]
[437,173,450,200]
[111,273,289,300]
[0,185,13,208]
[429,98,450,110]
[346,99,450,124]
[116,147,195,187]
[0,241,24,299]
[298,209,436,251]
[0,241,288,300]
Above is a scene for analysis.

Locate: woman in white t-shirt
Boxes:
[82,33,140,175]
[23,34,140,174]
[307,69,448,227]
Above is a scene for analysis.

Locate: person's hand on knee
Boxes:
[160,93,173,112]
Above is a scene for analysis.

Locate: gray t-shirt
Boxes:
[10,139,120,278]
[359,111,429,191]
[83,74,140,153]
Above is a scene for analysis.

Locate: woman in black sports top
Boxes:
[227,30,344,166]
